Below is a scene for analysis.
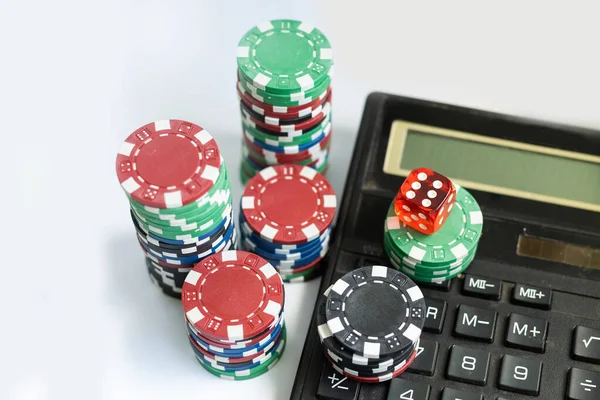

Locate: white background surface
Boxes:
[2,1,600,399]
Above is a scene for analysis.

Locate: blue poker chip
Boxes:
[240,229,328,261]
[187,314,284,357]
[239,224,329,260]
[258,243,329,270]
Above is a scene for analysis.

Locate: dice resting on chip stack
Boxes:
[384,167,484,283]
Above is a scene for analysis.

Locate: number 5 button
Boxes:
[497,355,542,395]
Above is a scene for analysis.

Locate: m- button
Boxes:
[454,304,497,343]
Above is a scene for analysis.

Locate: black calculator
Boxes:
[289,92,600,400]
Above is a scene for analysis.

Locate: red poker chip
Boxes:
[187,309,284,348]
[236,81,331,114]
[182,250,284,341]
[237,87,332,120]
[116,119,221,208]
[241,103,331,134]
[329,350,417,383]
[241,164,337,244]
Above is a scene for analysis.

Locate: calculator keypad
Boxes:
[315,266,600,400]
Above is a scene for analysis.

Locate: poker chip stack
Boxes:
[236,19,334,184]
[316,266,426,383]
[239,164,336,282]
[383,175,483,283]
[115,119,237,299]
[181,250,286,380]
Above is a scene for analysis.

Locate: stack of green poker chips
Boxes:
[236,19,334,183]
[131,158,234,242]
[383,184,483,283]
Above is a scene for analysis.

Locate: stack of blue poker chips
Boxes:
[238,208,330,283]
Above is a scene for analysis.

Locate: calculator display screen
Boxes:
[383,120,600,213]
[517,235,600,270]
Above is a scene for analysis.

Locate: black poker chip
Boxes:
[324,265,426,358]
[315,266,426,383]
[316,289,415,370]
[136,213,234,259]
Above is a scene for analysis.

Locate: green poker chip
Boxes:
[389,256,469,283]
[238,71,332,102]
[385,237,476,280]
[383,232,476,273]
[384,185,483,266]
[237,19,333,94]
[133,201,232,240]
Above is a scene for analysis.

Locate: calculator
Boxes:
[289,92,600,400]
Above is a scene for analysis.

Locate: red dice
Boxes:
[394,167,457,234]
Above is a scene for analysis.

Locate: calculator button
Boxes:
[418,279,452,292]
[440,388,483,400]
[511,283,552,309]
[423,298,447,334]
[453,304,497,343]
[446,345,490,386]
[316,363,360,400]
[504,313,548,353]
[572,326,600,365]
[386,379,430,400]
[462,274,502,300]
[407,339,439,376]
[567,368,600,400]
[497,355,542,395]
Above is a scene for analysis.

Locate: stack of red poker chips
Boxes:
[239,164,337,282]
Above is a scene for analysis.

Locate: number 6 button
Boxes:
[497,355,542,395]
